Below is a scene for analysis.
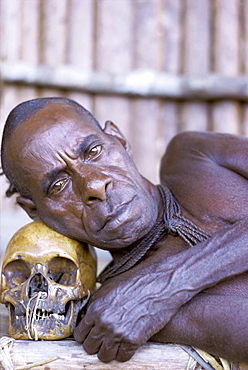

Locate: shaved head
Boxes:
[1,97,101,198]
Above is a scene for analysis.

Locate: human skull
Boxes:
[0,220,97,340]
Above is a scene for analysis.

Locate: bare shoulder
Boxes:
[164,131,248,157]
[159,132,248,228]
[160,131,248,180]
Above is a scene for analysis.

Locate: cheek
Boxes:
[36,199,83,234]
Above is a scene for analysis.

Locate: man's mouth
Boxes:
[98,196,136,232]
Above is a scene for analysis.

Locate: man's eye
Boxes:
[50,179,67,195]
[88,145,102,159]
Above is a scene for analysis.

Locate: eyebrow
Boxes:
[41,134,100,194]
[42,168,64,194]
[78,134,99,155]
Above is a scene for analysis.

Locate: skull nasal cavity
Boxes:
[28,273,48,298]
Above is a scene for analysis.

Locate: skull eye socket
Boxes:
[3,260,31,288]
[48,257,77,285]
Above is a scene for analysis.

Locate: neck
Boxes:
[110,184,164,264]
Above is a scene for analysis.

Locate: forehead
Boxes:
[15,102,100,141]
[7,103,103,180]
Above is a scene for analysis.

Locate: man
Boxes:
[1,97,248,363]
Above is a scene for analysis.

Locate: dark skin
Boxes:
[3,101,248,363]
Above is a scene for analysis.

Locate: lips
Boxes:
[99,196,136,232]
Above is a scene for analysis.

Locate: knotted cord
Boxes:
[98,184,210,284]
[25,291,47,340]
[160,185,210,246]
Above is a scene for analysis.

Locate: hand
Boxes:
[74,267,179,363]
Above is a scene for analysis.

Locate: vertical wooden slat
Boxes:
[241,0,248,136]
[212,0,240,134]
[242,105,248,137]
[162,0,182,74]
[18,0,40,119]
[131,0,161,183]
[132,99,161,183]
[93,0,133,144]
[181,0,211,132]
[0,0,22,211]
[42,0,68,66]
[66,0,94,69]
[0,0,22,61]
[40,0,69,99]
[244,0,248,76]
[20,0,40,63]
[66,0,95,113]
[160,0,182,150]
[0,0,23,124]
[0,87,21,212]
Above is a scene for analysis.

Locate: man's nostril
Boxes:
[88,196,98,202]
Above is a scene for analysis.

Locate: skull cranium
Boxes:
[0,220,97,340]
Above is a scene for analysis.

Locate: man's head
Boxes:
[1,97,101,198]
[1,97,159,250]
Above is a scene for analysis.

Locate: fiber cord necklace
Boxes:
[97,184,210,284]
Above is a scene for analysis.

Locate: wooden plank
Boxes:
[131,0,162,183]
[242,0,248,137]
[2,340,190,370]
[0,85,27,214]
[162,0,182,74]
[20,0,40,63]
[212,0,240,134]
[242,104,248,136]
[183,0,211,74]
[133,0,159,69]
[214,0,239,75]
[1,303,248,369]
[131,99,161,184]
[160,102,179,150]
[65,0,94,114]
[181,0,210,131]
[244,0,248,76]
[0,304,190,369]
[93,0,132,153]
[0,0,22,61]
[2,62,248,100]
[160,0,181,150]
[212,101,241,133]
[66,0,94,68]
[42,0,68,65]
[94,0,133,74]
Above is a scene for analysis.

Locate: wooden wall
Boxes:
[0,0,248,215]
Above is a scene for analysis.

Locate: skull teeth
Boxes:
[34,309,66,321]
[14,310,67,322]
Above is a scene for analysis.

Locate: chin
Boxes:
[91,214,155,250]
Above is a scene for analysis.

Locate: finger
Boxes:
[116,341,138,362]
[97,339,120,363]
[82,326,104,355]
[73,316,93,343]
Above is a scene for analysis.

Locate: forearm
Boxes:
[151,292,248,362]
[146,217,248,309]
[74,218,248,363]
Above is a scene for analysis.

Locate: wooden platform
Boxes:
[1,304,248,370]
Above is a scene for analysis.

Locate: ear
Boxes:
[103,120,133,157]
[17,196,40,220]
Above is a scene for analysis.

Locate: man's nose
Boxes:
[79,170,112,205]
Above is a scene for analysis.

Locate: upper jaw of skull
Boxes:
[2,262,90,340]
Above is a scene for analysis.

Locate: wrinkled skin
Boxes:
[3,100,248,363]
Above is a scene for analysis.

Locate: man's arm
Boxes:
[74,217,248,363]
[151,291,248,362]
[160,131,248,181]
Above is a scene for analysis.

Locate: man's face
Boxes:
[7,103,158,249]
